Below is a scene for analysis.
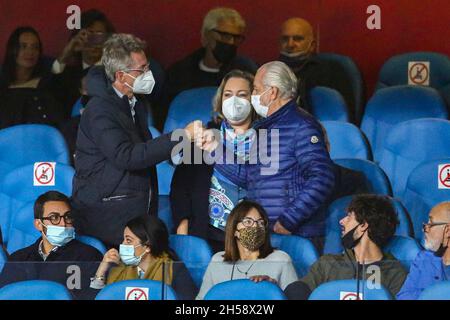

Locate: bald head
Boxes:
[280,18,316,55]
[430,202,450,222]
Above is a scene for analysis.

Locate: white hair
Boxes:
[201,7,246,44]
[102,33,147,81]
[260,61,298,100]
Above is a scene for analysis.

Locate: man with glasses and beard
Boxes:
[0,191,103,300]
[397,202,450,300]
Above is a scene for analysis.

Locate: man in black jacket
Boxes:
[0,191,103,300]
[278,18,357,123]
[72,33,201,247]
[156,7,258,130]
[52,9,116,115]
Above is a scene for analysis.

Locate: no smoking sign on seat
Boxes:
[33,162,56,187]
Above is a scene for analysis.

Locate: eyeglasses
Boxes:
[239,217,267,228]
[211,29,245,45]
[125,64,150,75]
[41,211,74,225]
[422,221,448,232]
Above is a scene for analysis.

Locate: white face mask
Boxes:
[251,88,273,118]
[124,70,156,95]
[222,96,251,124]
[280,51,307,58]
[280,39,313,59]
[119,244,146,266]
[41,223,75,247]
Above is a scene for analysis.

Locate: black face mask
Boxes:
[342,224,365,250]
[212,41,238,65]
[80,95,91,108]
[278,53,310,73]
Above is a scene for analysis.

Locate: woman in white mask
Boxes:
[90,215,197,300]
[170,70,258,253]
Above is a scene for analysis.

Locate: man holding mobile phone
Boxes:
[52,9,116,115]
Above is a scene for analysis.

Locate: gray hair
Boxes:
[102,33,147,81]
[260,61,298,100]
[201,7,246,43]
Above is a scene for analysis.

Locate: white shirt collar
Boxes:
[82,60,102,70]
[199,59,220,73]
[38,240,59,261]
[82,61,91,70]
[112,86,137,107]
[112,86,137,122]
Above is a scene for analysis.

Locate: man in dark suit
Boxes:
[72,33,201,247]
[278,18,357,123]
[156,7,258,130]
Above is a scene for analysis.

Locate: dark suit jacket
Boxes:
[72,67,179,247]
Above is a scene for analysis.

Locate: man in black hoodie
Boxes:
[72,34,201,248]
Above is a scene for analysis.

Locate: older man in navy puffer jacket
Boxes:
[210,61,335,251]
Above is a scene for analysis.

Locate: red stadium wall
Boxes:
[1,0,449,97]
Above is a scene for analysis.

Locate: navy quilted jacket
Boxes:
[215,100,335,238]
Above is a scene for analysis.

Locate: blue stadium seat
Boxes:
[147,127,175,196]
[0,124,70,178]
[6,203,40,254]
[383,236,421,270]
[0,280,72,300]
[308,279,392,300]
[147,126,175,232]
[0,163,74,244]
[169,235,213,288]
[157,162,175,196]
[163,87,217,134]
[0,247,6,274]
[376,51,450,107]
[361,86,448,161]
[148,125,161,139]
[402,158,450,240]
[204,279,286,300]
[95,279,177,300]
[308,87,350,122]
[270,234,319,277]
[377,119,450,197]
[322,121,371,160]
[418,281,450,300]
[71,97,84,117]
[76,235,107,255]
[317,53,365,124]
[323,196,414,255]
[333,159,392,195]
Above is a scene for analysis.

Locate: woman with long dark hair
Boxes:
[0,26,65,129]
